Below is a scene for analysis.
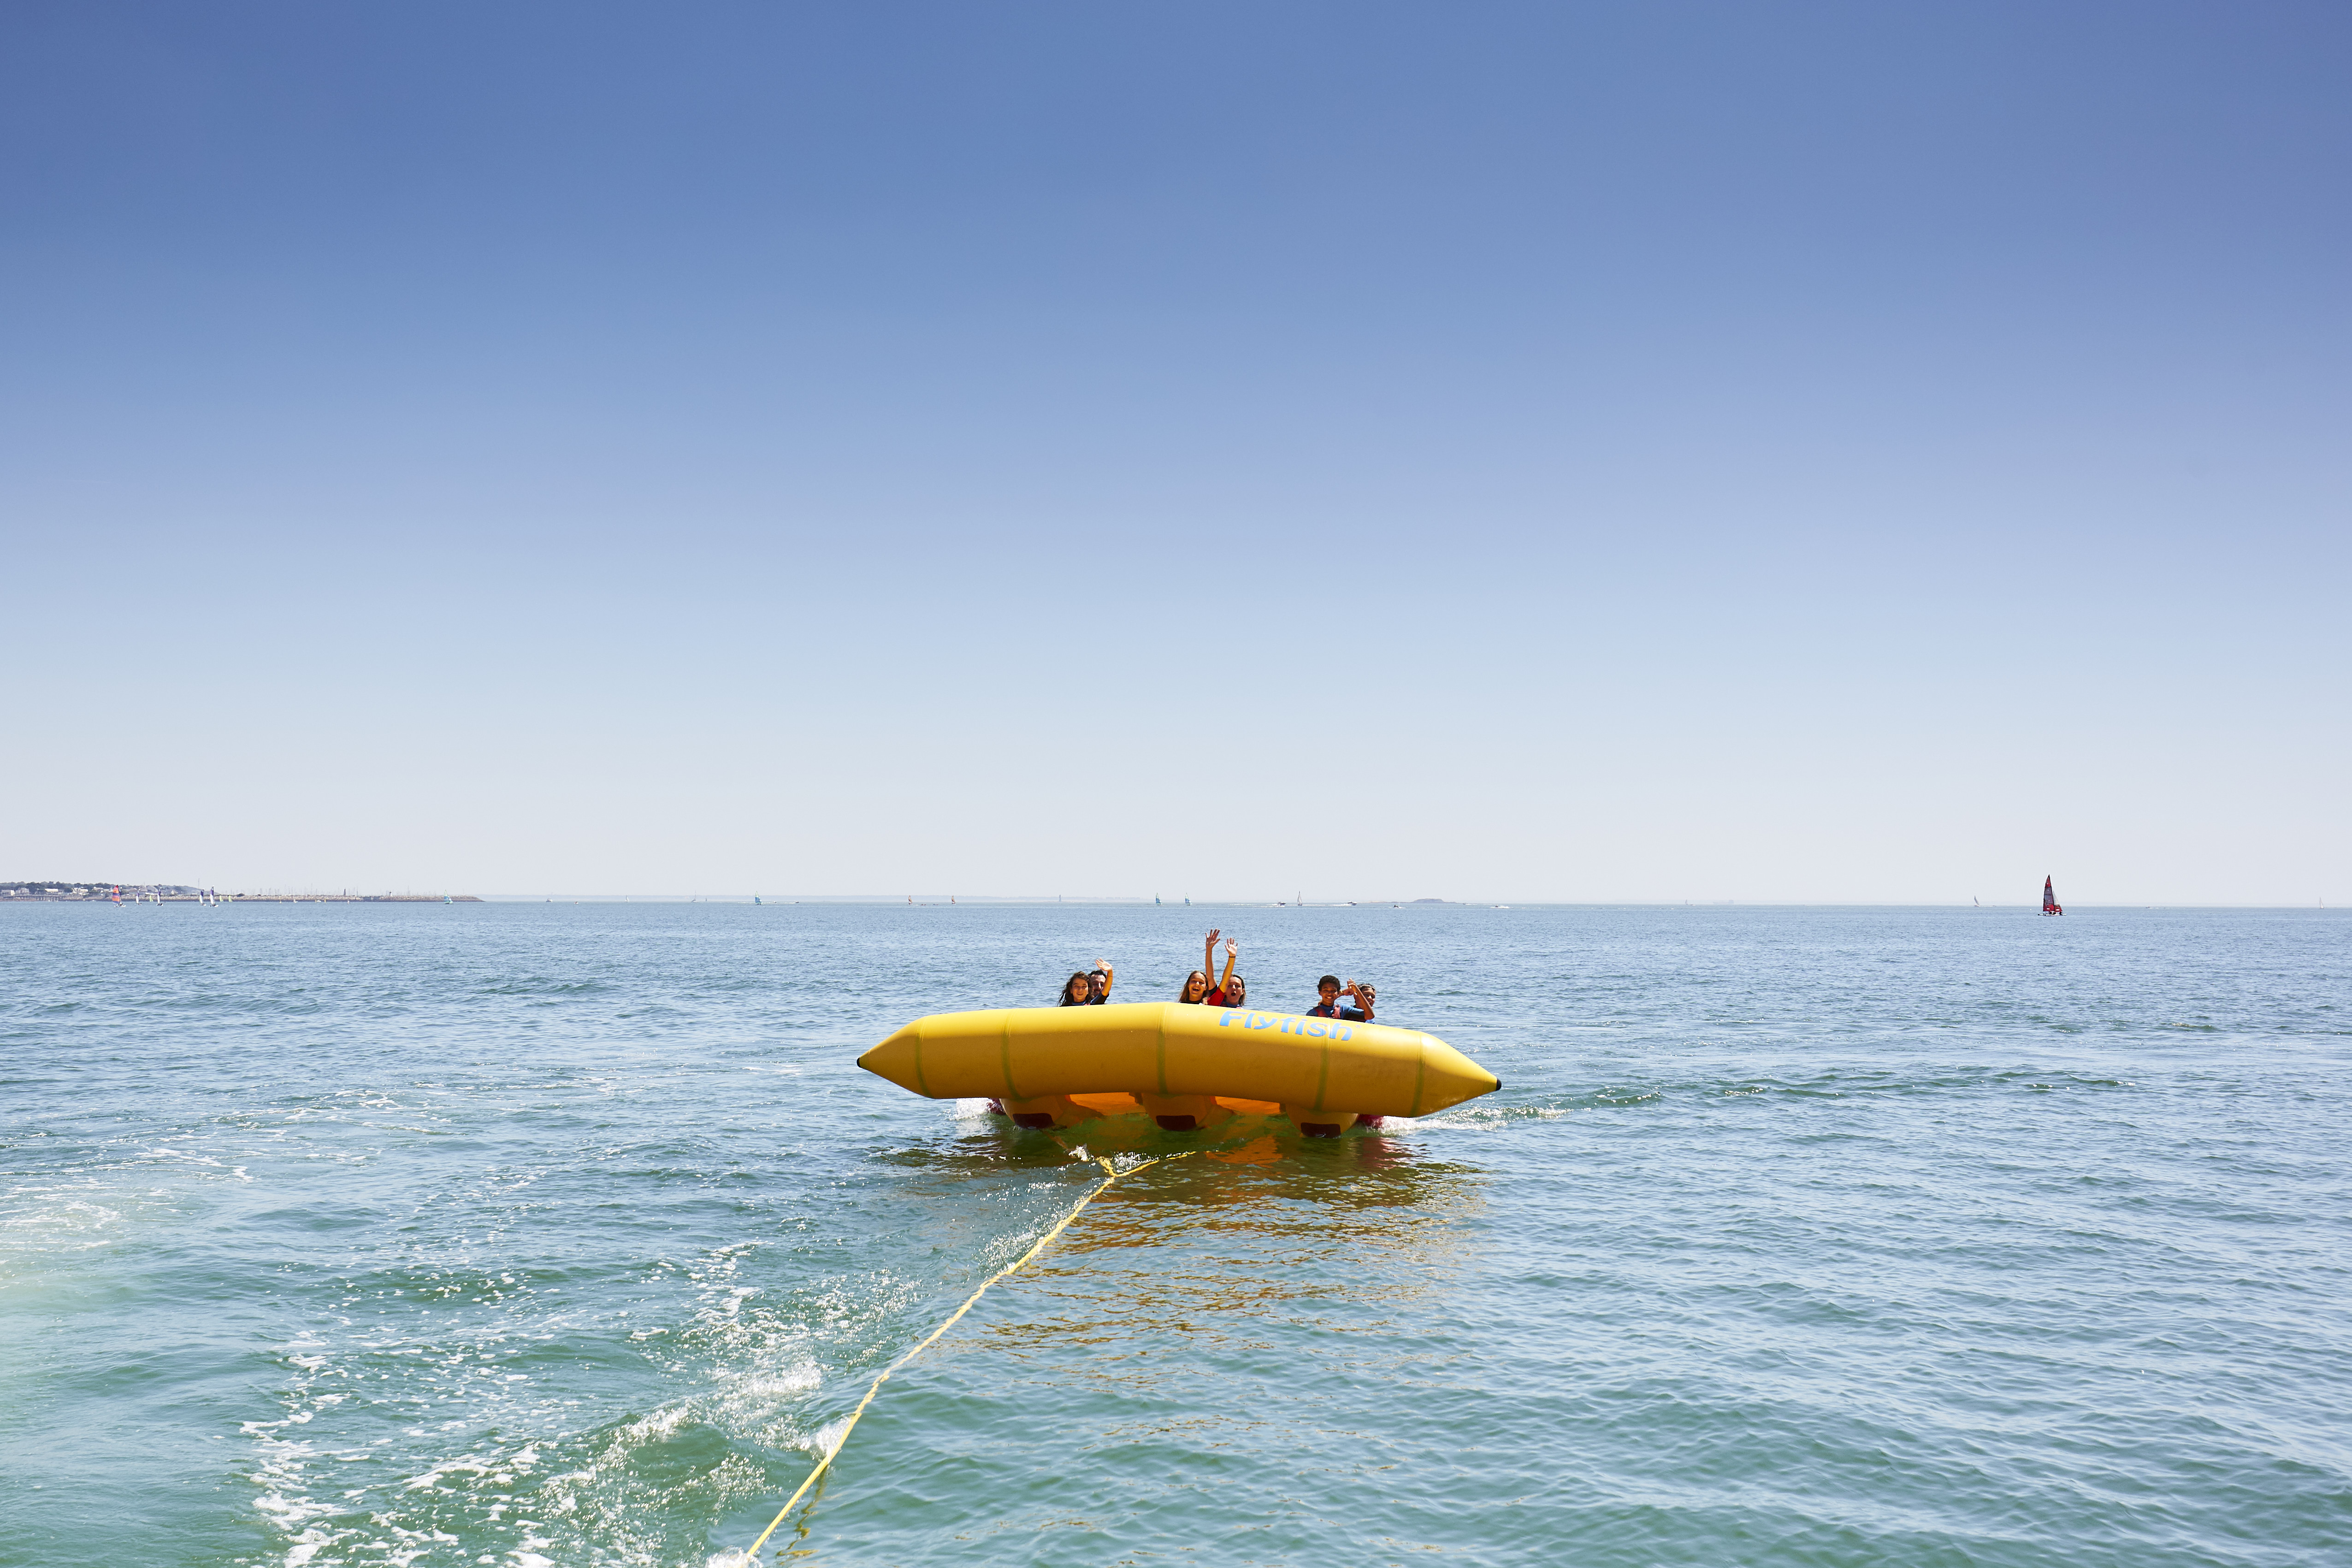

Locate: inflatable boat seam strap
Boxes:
[999,1014,1017,1101]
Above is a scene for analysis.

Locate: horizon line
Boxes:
[425,894,2345,909]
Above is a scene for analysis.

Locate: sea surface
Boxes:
[3,902,2347,1568]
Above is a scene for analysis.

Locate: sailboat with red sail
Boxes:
[2040,876,2063,916]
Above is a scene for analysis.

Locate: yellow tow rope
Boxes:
[730,1151,1194,1564]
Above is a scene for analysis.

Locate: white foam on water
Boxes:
[805,1414,855,1456]
[736,1364,821,1398]
[625,1402,693,1439]
[247,1421,337,1562]
[404,1456,494,1491]
[142,1115,983,1566]
[1396,1102,1564,1131]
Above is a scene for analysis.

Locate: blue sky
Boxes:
[4,2,2346,902]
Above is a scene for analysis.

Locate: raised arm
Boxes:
[1342,980,1374,1021]
[1204,929,1220,986]
[1097,958,1115,1000]
[1217,940,1238,993]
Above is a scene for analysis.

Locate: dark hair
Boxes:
[1178,969,1209,1001]
[1058,971,1091,1006]
[1318,974,1341,990]
[1221,975,1246,1006]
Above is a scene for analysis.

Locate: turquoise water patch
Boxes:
[3,903,2347,1565]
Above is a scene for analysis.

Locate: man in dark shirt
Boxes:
[1305,975,1374,1022]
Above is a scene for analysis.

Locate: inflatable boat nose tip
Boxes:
[858,1023,925,1090]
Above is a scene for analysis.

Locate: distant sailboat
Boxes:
[2040,876,2063,916]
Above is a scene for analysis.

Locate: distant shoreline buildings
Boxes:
[2,882,482,903]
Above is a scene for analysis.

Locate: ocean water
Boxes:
[3,901,2346,1568]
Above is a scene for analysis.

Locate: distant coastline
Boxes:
[3,882,482,903]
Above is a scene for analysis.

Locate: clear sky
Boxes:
[4,2,2346,904]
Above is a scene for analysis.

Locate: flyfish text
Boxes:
[1217,1010,1352,1041]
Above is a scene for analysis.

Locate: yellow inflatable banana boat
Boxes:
[858,1001,1501,1136]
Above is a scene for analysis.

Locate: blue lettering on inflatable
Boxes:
[1250,1012,1275,1030]
[1335,1024,1353,1041]
[1305,1018,1328,1038]
[1218,1010,1236,1028]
